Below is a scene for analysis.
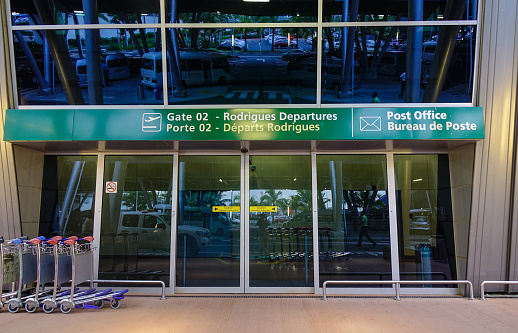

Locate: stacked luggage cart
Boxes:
[0,235,128,314]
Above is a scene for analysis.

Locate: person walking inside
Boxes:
[357,211,376,247]
[371,92,380,103]
[398,72,406,98]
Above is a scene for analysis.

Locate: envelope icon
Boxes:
[360,116,382,131]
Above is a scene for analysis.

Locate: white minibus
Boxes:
[75,59,107,88]
[103,53,131,80]
[140,50,231,88]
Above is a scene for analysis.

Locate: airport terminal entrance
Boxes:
[80,150,459,294]
[32,150,461,294]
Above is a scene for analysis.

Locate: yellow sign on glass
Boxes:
[212,206,240,212]
[250,206,277,213]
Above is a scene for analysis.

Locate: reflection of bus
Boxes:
[103,53,131,80]
[140,50,231,88]
[288,56,360,90]
[75,59,108,88]
[377,51,406,76]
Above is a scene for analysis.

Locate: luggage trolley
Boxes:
[1,236,19,310]
[4,236,44,313]
[24,236,89,313]
[57,236,128,314]
[22,237,56,312]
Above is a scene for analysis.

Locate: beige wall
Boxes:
[449,143,475,281]
[0,3,21,239]
[13,146,44,238]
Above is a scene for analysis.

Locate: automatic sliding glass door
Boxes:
[176,156,241,288]
[248,155,314,289]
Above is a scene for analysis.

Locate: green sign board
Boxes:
[4,107,484,141]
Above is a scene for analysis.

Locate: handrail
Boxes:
[322,280,474,301]
[87,279,166,300]
[480,281,518,300]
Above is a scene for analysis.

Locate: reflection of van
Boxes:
[140,50,231,88]
[422,41,437,63]
[118,211,211,255]
[377,51,406,76]
[76,59,108,88]
[288,56,360,90]
[180,207,232,237]
[103,53,131,80]
[153,204,232,237]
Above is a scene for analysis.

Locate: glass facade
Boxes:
[33,151,469,292]
[10,1,476,106]
[38,155,97,238]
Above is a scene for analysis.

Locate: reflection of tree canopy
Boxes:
[122,191,169,211]
[259,189,287,209]
[184,191,227,207]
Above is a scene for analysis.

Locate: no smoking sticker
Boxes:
[106,181,117,193]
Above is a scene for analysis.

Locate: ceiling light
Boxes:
[412,178,423,182]
[74,10,84,14]
[243,0,270,2]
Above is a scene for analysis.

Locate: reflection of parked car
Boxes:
[217,38,247,51]
[281,49,314,61]
[410,216,431,231]
[409,208,432,231]
[118,211,211,256]
[274,36,289,48]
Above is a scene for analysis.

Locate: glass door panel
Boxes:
[394,154,456,287]
[100,156,173,286]
[248,155,313,288]
[316,155,391,287]
[176,156,241,287]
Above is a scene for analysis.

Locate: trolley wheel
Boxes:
[24,302,38,313]
[7,301,20,313]
[93,300,104,309]
[42,303,55,314]
[60,302,72,314]
[110,299,121,309]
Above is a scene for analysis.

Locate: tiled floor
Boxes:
[2,295,518,332]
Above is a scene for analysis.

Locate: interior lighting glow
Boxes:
[412,178,423,182]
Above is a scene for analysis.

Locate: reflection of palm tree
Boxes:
[260,189,287,212]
